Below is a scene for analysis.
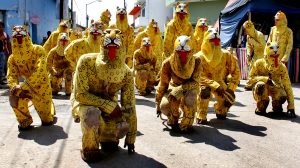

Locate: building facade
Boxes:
[0,0,68,44]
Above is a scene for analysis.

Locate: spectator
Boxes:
[0,21,12,85]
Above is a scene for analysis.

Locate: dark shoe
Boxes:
[196,118,209,125]
[52,91,59,96]
[80,149,101,163]
[41,117,57,126]
[255,108,266,116]
[244,85,252,91]
[100,142,119,153]
[146,87,153,94]
[179,127,194,134]
[65,93,71,96]
[18,125,34,131]
[216,114,227,120]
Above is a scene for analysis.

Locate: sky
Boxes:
[70,0,135,27]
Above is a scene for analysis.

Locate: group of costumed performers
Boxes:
[5,2,296,163]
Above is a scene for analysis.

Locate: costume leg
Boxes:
[179,90,197,131]
[135,70,147,95]
[270,86,287,113]
[196,86,211,121]
[160,94,180,126]
[146,71,157,93]
[64,68,73,95]
[50,74,62,94]
[12,98,33,128]
[253,81,270,113]
[31,90,54,124]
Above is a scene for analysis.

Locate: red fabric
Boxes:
[270,54,279,67]
[176,51,190,63]
[108,46,116,61]
[209,38,221,46]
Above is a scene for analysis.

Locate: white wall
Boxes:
[135,0,172,32]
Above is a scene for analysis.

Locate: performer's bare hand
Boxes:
[19,90,32,99]
[11,85,22,96]
[110,105,122,118]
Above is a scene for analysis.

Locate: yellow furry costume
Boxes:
[116,7,135,68]
[156,35,200,132]
[72,27,137,162]
[134,37,156,95]
[163,2,193,58]
[69,29,82,41]
[100,9,111,29]
[43,20,69,54]
[65,21,103,70]
[47,32,72,95]
[193,18,208,52]
[7,26,55,129]
[134,19,163,74]
[267,11,293,63]
[196,27,239,123]
[248,42,295,117]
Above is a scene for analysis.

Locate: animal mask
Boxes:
[116,7,127,21]
[58,20,69,32]
[265,42,280,68]
[243,20,256,37]
[141,37,151,52]
[174,35,192,63]
[103,28,122,61]
[175,2,189,20]
[274,11,287,27]
[89,21,103,40]
[12,25,28,45]
[196,18,208,31]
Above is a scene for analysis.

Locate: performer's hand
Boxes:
[168,94,177,102]
[11,85,22,96]
[124,142,135,154]
[266,78,274,86]
[110,105,122,119]
[19,90,32,99]
[215,86,225,96]
[156,110,161,118]
[287,109,296,118]
[226,88,235,98]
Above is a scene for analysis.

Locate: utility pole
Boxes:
[71,0,73,27]
[124,0,126,10]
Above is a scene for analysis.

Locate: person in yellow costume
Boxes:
[156,35,200,133]
[193,18,208,53]
[72,26,137,162]
[65,20,103,70]
[242,20,266,90]
[134,19,163,75]
[248,42,295,117]
[100,9,111,29]
[47,32,72,96]
[69,28,82,41]
[196,27,239,124]
[267,11,293,64]
[7,25,55,130]
[163,2,193,58]
[134,37,156,96]
[116,7,135,68]
[43,20,69,54]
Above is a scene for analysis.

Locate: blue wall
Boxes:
[2,0,61,44]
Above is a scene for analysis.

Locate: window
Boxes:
[141,7,145,17]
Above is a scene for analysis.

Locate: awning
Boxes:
[129,5,141,20]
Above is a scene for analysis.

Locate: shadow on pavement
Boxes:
[209,118,267,137]
[88,148,167,168]
[18,125,68,145]
[135,98,156,108]
[263,112,300,124]
[163,126,239,151]
[52,94,70,100]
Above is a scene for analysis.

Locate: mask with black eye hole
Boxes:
[90,21,103,40]
[198,18,208,31]
[142,37,151,52]
[12,25,28,45]
[207,27,220,46]
[116,7,127,21]
[266,42,280,68]
[175,2,188,20]
[103,28,122,61]
[174,35,191,63]
[59,33,69,46]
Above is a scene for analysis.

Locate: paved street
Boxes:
[0,80,300,168]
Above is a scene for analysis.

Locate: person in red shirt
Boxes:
[0,21,12,85]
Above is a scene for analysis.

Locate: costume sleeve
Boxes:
[227,54,241,91]
[126,28,135,67]
[199,57,220,90]
[121,71,137,144]
[133,50,150,70]
[7,55,19,89]
[65,40,79,70]
[282,67,294,109]
[133,33,143,52]
[248,61,269,85]
[46,49,55,75]
[43,33,54,54]
[163,24,174,57]
[282,29,293,62]
[73,56,117,114]
[267,27,274,43]
[155,60,171,109]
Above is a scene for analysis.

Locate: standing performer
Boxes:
[163,2,193,59]
[193,18,208,53]
[7,25,55,130]
[47,32,72,96]
[267,11,293,64]
[134,37,156,95]
[116,7,134,68]
[72,27,137,162]
[100,9,111,29]
[248,42,295,117]
[156,35,200,133]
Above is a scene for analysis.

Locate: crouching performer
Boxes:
[72,27,137,162]
[134,37,157,96]
[196,27,239,124]
[7,26,55,130]
[47,32,72,96]
[248,42,296,117]
[156,35,200,133]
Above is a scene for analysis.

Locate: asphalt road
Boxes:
[0,80,300,168]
